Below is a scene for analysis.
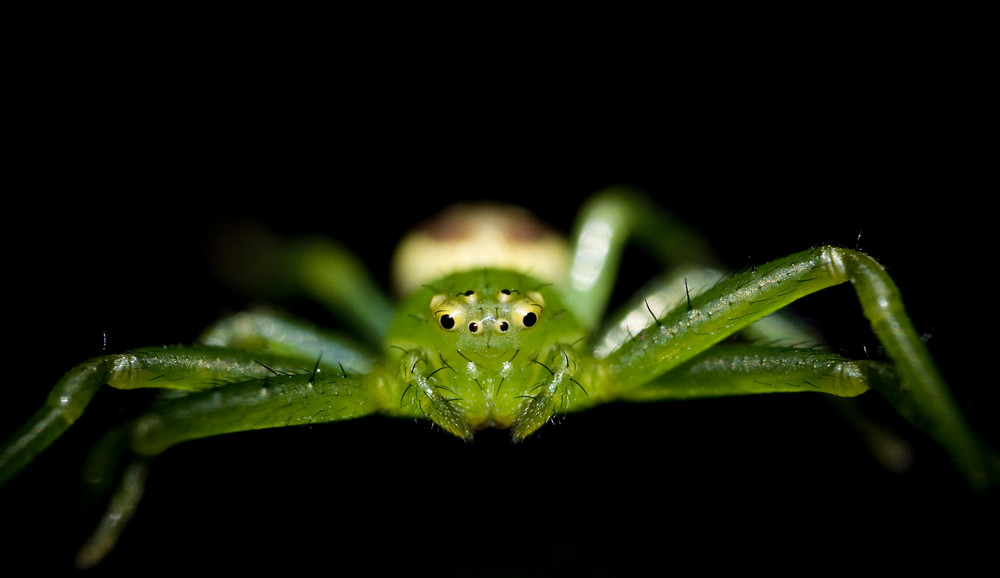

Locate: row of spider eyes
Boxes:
[438,311,538,332]
[436,288,539,333]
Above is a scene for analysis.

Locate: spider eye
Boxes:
[439,314,455,329]
[522,312,537,327]
[499,321,509,332]
[468,322,479,333]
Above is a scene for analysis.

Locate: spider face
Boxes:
[386,269,585,437]
[397,272,566,358]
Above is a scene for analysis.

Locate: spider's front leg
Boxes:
[0,342,390,567]
[596,246,997,490]
[0,346,302,487]
[562,187,996,491]
[83,365,384,567]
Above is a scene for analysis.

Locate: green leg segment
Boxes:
[198,308,377,374]
[620,345,882,401]
[1,346,390,568]
[75,458,149,569]
[590,245,996,490]
[0,346,382,486]
[563,186,718,330]
[210,226,394,347]
[287,237,395,345]
[128,371,382,456]
[0,356,113,486]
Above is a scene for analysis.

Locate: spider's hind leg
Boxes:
[74,439,148,569]
[210,224,394,346]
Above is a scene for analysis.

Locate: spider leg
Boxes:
[1,346,388,568]
[72,368,381,569]
[593,266,826,358]
[624,343,919,475]
[126,369,380,457]
[0,346,377,485]
[211,226,394,345]
[618,344,882,401]
[74,456,148,569]
[586,245,997,491]
[562,186,718,330]
[198,307,377,374]
[285,236,395,344]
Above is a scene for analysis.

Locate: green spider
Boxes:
[1,187,995,570]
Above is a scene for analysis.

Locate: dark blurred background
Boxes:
[1,46,991,576]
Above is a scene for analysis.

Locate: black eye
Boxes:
[439,315,455,329]
[499,321,509,332]
[468,322,479,333]
[522,312,537,327]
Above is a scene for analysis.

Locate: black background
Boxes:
[2,50,993,576]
